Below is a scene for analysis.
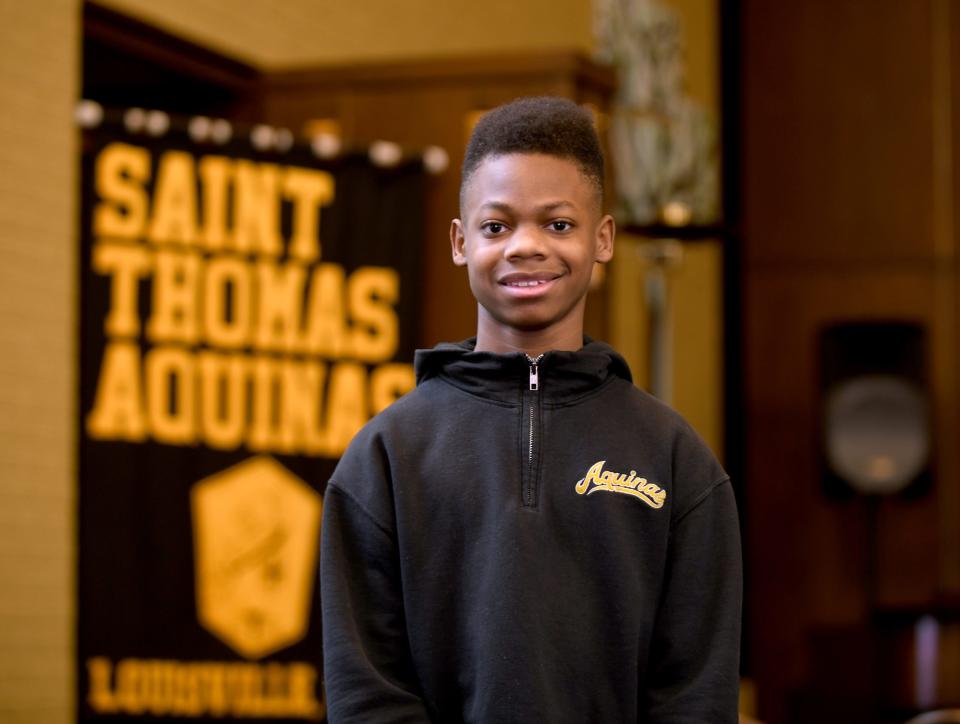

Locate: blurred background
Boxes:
[2,1,958,722]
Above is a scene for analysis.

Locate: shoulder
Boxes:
[329,378,452,487]
[602,379,729,518]
[603,378,706,445]
[327,376,471,529]
[350,377,454,445]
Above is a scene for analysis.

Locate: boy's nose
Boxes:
[504,226,547,259]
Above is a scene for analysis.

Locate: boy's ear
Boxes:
[594,214,615,264]
[450,219,467,266]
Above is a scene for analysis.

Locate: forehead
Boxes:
[462,153,599,213]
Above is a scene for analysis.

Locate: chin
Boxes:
[496,312,563,332]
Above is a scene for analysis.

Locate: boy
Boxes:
[321,97,741,722]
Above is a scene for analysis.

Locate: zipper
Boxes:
[523,354,544,506]
[528,355,541,392]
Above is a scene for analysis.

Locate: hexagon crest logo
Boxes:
[191,455,322,659]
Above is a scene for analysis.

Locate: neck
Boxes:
[474,308,585,356]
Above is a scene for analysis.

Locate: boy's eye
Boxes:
[482,222,507,235]
[549,220,573,232]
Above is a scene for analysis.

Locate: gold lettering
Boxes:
[116,659,146,715]
[171,661,202,715]
[204,663,227,716]
[575,460,605,494]
[85,153,406,460]
[145,346,196,445]
[85,658,323,719]
[235,664,262,714]
[147,151,198,245]
[86,341,146,441]
[348,266,399,362]
[94,142,150,240]
[254,260,306,353]
[87,657,118,713]
[250,355,283,451]
[92,241,150,337]
[147,660,177,715]
[232,160,281,256]
[198,351,247,450]
[147,248,201,344]
[303,263,348,357]
[198,156,232,251]
[87,347,403,454]
[574,460,666,508]
[204,255,251,349]
[288,663,323,717]
[283,167,334,263]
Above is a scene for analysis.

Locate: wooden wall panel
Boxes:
[746,269,948,721]
[742,0,960,720]
[743,0,936,267]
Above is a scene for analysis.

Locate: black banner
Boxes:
[78,127,423,722]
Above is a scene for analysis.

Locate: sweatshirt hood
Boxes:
[414,338,633,405]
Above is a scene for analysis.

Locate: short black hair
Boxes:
[460,97,604,206]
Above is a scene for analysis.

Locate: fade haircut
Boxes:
[460,97,604,209]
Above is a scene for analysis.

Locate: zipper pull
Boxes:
[529,359,539,391]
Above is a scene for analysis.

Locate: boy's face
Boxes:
[451,153,614,343]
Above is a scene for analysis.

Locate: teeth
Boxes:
[510,280,546,287]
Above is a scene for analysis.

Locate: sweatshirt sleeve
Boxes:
[642,478,743,723]
[321,481,431,723]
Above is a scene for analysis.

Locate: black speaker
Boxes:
[819,322,931,498]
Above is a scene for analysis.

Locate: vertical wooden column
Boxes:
[741,0,960,719]
[940,0,960,596]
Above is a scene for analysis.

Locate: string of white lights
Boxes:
[73,100,449,174]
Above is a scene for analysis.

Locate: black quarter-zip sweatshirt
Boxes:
[321,339,742,723]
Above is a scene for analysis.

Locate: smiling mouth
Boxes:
[499,272,561,288]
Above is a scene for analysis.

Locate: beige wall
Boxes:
[0,2,78,722]
[96,0,594,68]
[610,238,724,456]
[667,0,719,112]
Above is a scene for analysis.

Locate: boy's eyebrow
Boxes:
[478,200,578,214]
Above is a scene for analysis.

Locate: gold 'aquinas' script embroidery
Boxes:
[575,460,666,509]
